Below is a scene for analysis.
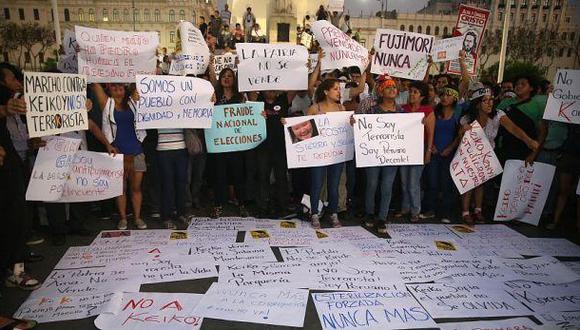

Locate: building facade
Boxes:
[1,0,214,68]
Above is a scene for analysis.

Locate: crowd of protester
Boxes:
[0,4,578,297]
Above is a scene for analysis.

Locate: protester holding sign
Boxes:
[92,83,147,231]
[421,86,461,223]
[398,81,434,223]
[459,87,539,225]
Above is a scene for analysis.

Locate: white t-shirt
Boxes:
[460,109,505,149]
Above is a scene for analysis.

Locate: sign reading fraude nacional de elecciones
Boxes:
[543,69,580,124]
[204,102,266,153]
[371,29,434,81]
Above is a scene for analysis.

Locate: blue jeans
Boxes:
[158,149,189,220]
[423,155,454,218]
[310,163,344,215]
[365,166,398,220]
[400,165,424,216]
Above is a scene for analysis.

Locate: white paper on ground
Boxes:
[437,317,541,330]
[445,224,526,239]
[406,282,532,318]
[279,245,361,264]
[386,224,458,240]
[353,238,472,259]
[369,257,447,283]
[307,260,405,291]
[193,283,309,327]
[130,252,217,284]
[187,242,277,265]
[316,226,378,244]
[438,256,521,283]
[499,256,580,284]
[217,261,313,288]
[90,230,175,247]
[244,228,318,246]
[509,238,580,257]
[504,280,580,313]
[312,290,437,330]
[14,292,122,324]
[536,311,580,329]
[54,244,151,269]
[95,292,204,330]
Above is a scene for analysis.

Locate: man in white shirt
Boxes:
[243,7,256,42]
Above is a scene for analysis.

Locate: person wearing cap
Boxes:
[421,86,461,223]
[459,87,539,225]
[357,74,404,234]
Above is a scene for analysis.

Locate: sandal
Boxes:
[5,272,41,291]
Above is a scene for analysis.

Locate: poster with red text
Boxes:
[494,160,556,226]
[446,5,490,76]
[450,121,503,194]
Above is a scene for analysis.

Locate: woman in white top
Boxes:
[458,87,539,225]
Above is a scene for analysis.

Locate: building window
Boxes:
[102,9,108,21]
[89,9,95,22]
[520,13,524,22]
[417,25,422,33]
[170,31,175,43]
[3,8,10,20]
[400,24,405,31]
[39,52,44,63]
[64,8,70,21]
[568,48,572,57]
[531,13,536,22]
[19,8,25,20]
[33,8,39,20]
[169,10,175,22]
[3,52,8,62]
[426,26,431,34]
[498,12,503,21]
[542,14,547,22]
[133,9,139,22]
[78,9,84,21]
[144,9,150,21]
[435,26,439,35]
[547,47,553,56]
[443,26,448,35]
[179,9,185,21]
[571,32,576,42]
[565,17,570,23]
[558,48,564,57]
[154,9,160,22]
[113,9,119,21]
[408,25,413,32]
[553,14,558,21]
[562,32,567,40]
[124,8,129,21]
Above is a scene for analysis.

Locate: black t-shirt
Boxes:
[199,23,208,36]
[259,93,289,151]
[501,99,537,160]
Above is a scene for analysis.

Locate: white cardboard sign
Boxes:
[311,20,369,73]
[431,36,465,62]
[213,53,237,76]
[170,22,210,75]
[438,317,541,330]
[499,256,580,284]
[543,69,580,124]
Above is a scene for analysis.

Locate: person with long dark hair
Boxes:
[460,87,539,225]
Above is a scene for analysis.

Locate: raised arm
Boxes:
[458,50,471,99]
[308,49,324,98]
[348,71,367,99]
[208,54,218,85]
[423,56,433,83]
[91,83,108,111]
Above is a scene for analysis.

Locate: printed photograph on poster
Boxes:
[288,119,319,144]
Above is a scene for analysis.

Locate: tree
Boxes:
[0,22,23,64]
[480,60,546,83]
[479,29,502,69]
[32,24,56,70]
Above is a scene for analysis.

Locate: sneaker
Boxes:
[419,211,435,219]
[134,218,147,229]
[211,206,223,219]
[473,212,485,224]
[330,213,342,228]
[410,214,420,223]
[164,220,177,230]
[117,219,128,230]
[440,218,452,224]
[239,205,249,217]
[376,220,388,234]
[26,234,44,246]
[5,271,41,291]
[363,215,375,228]
[150,212,161,219]
[311,214,321,229]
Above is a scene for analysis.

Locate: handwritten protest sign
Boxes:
[14,292,122,324]
[280,246,360,264]
[312,290,436,330]
[188,242,277,266]
[446,5,490,76]
[170,22,210,76]
[500,256,580,284]
[135,75,214,129]
[91,230,175,247]
[353,113,424,167]
[95,292,204,330]
[494,160,556,226]
[537,311,580,329]
[450,121,503,194]
[309,261,406,291]
[438,256,520,283]
[507,238,580,257]
[370,257,447,283]
[456,237,523,259]
[431,36,464,62]
[245,228,318,246]
[386,224,457,240]
[284,112,354,169]
[26,136,81,201]
[504,281,580,313]
[328,0,344,12]
[446,223,526,240]
[193,284,309,327]
[308,53,318,73]
[76,26,158,83]
[312,20,369,73]
[24,72,88,138]
[438,318,540,330]
[371,29,434,80]
[63,29,79,54]
[353,238,471,259]
[237,43,308,92]
[301,32,313,49]
[204,102,266,153]
[407,282,531,318]
[58,30,79,73]
[218,262,312,288]
[131,252,217,284]
[213,53,237,76]
[54,244,150,269]
[543,69,580,124]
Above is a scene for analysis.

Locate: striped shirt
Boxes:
[156,129,186,151]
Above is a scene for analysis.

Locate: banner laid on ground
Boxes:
[371,29,434,80]
[311,20,369,73]
[284,112,354,169]
[236,43,308,92]
[76,26,158,83]
[24,71,88,138]
[169,22,210,76]
[446,5,490,76]
[543,69,580,124]
[353,113,424,167]
[494,160,556,226]
[431,36,464,62]
[204,102,266,153]
[135,75,214,129]
[213,53,238,76]
[450,121,503,194]
[26,137,124,202]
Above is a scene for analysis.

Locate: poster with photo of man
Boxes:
[446,5,490,76]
